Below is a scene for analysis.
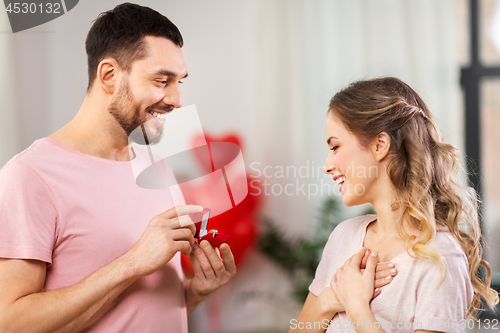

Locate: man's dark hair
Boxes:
[85,2,183,89]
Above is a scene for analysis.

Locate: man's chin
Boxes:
[128,122,164,145]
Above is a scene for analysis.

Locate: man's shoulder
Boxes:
[2,138,59,170]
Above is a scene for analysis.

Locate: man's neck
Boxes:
[49,95,134,161]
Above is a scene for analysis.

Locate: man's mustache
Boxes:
[145,103,174,113]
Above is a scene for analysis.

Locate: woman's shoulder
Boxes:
[416,230,470,277]
[333,214,377,232]
[430,229,468,259]
[328,214,377,241]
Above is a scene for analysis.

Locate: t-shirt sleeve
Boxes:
[309,229,339,296]
[414,253,472,333]
[0,161,58,264]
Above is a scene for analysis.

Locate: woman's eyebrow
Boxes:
[327,136,338,145]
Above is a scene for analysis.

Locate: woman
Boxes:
[291,77,498,333]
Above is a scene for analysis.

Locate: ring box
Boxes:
[191,208,230,247]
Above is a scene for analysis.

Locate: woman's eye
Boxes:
[330,145,339,151]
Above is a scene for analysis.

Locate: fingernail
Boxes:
[390,269,397,274]
[201,240,210,249]
[370,251,378,257]
[196,205,203,211]
[386,275,392,280]
[387,262,394,268]
[375,288,380,293]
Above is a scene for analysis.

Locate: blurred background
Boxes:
[1,0,499,332]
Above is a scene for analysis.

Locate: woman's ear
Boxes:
[97,58,119,95]
[372,132,391,161]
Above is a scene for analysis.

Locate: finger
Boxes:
[360,249,371,269]
[189,243,207,278]
[191,241,216,279]
[372,288,381,299]
[178,215,196,235]
[159,205,203,219]
[216,247,222,260]
[374,273,394,289]
[363,251,378,279]
[375,262,395,272]
[167,216,196,235]
[176,240,194,256]
[219,243,236,276]
[170,230,195,252]
[349,248,367,268]
[374,267,397,280]
[200,240,227,277]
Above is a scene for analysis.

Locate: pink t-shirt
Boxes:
[0,138,188,333]
[309,215,473,333]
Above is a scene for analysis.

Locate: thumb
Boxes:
[364,251,378,280]
[360,249,371,269]
[348,248,367,271]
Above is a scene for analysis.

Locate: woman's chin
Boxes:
[342,194,364,207]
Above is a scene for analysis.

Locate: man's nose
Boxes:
[163,84,182,109]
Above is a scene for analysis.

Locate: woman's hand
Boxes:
[318,283,343,314]
[325,249,397,314]
[360,249,397,290]
[330,248,379,314]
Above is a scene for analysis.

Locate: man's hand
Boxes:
[185,240,236,311]
[125,205,201,277]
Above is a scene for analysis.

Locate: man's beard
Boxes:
[108,81,164,145]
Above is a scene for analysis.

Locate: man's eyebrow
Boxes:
[154,70,188,79]
[327,136,338,145]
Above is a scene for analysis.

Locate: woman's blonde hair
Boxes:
[329,77,498,317]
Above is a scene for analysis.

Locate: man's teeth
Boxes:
[335,176,345,185]
[148,111,167,120]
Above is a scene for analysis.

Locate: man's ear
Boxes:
[372,132,391,161]
[97,58,119,95]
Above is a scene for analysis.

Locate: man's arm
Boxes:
[0,205,201,333]
[0,255,138,333]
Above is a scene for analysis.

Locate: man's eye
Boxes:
[330,145,339,151]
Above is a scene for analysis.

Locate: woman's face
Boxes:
[323,112,381,206]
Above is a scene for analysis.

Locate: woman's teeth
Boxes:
[335,176,345,186]
[148,111,167,120]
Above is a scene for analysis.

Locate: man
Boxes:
[0,3,236,332]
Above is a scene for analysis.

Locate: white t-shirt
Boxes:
[309,215,473,333]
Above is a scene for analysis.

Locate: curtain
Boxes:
[0,8,21,166]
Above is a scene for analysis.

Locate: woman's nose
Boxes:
[323,163,333,174]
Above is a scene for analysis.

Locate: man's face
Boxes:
[108,36,188,145]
